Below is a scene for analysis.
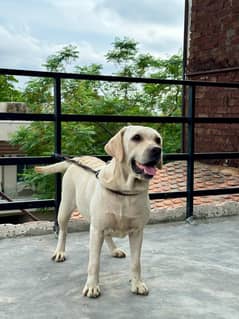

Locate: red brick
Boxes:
[186,1,239,167]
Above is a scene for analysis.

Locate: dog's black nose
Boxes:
[150,147,161,159]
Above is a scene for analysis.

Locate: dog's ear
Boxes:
[104,127,126,162]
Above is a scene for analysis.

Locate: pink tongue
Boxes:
[136,162,156,176]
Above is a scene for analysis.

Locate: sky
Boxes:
[0,0,185,76]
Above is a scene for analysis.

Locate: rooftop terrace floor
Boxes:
[1,216,239,319]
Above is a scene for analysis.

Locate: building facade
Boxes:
[185,0,239,166]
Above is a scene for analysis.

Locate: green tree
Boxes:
[0,75,22,101]
[105,38,183,153]
[11,45,100,198]
[11,40,183,198]
[13,45,99,156]
[43,44,79,72]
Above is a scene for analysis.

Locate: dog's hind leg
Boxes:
[52,200,74,262]
[52,178,75,262]
[104,235,126,258]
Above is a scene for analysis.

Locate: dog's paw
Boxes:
[52,251,66,262]
[112,248,126,258]
[131,280,149,296]
[83,284,101,298]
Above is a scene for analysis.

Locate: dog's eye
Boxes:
[155,137,161,145]
[132,134,143,142]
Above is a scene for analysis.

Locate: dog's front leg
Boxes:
[129,230,149,295]
[83,225,104,298]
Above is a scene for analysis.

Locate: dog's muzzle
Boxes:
[131,147,161,179]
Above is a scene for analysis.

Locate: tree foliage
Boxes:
[0,75,22,101]
[9,38,183,198]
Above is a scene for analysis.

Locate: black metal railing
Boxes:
[1,68,239,223]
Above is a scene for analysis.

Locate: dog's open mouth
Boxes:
[131,159,158,179]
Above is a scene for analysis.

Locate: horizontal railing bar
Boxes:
[2,112,239,124]
[0,156,56,166]
[149,187,239,201]
[1,152,239,166]
[194,117,239,123]
[1,68,239,88]
[61,115,239,124]
[186,66,239,76]
[0,113,55,121]
[194,187,239,196]
[1,186,238,211]
[0,113,187,124]
[149,187,239,200]
[163,152,239,161]
[0,199,55,211]
[149,191,186,200]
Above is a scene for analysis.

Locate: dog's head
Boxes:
[105,126,163,180]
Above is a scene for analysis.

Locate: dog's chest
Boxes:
[102,198,149,238]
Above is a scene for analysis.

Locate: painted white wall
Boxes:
[0,102,29,196]
[0,102,29,141]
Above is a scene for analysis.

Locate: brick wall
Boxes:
[186,0,239,167]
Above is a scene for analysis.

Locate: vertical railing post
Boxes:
[186,85,196,221]
[54,76,62,234]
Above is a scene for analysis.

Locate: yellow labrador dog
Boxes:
[35,125,162,298]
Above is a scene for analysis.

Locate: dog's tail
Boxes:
[35,156,105,175]
[35,161,70,175]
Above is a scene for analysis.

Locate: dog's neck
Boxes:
[98,158,149,195]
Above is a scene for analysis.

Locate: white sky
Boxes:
[0,0,185,75]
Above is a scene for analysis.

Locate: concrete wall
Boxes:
[186,0,239,167]
[0,102,28,196]
[0,121,30,141]
[0,102,28,141]
[0,165,17,196]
